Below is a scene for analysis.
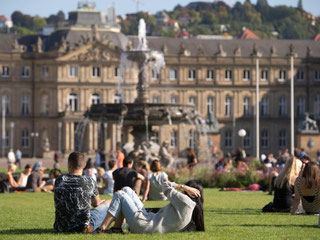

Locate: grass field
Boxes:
[0,189,319,240]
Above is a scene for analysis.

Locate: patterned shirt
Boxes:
[54,174,98,232]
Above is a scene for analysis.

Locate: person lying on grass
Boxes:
[96,179,204,234]
[54,151,110,233]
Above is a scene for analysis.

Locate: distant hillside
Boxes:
[120,0,320,39]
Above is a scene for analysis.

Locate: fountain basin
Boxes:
[86,103,196,125]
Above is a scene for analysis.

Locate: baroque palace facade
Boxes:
[0,6,320,158]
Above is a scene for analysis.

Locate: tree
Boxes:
[297,0,303,10]
[32,16,47,31]
[11,11,24,26]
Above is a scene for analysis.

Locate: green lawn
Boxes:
[0,189,319,239]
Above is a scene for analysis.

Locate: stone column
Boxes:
[88,122,93,152]
[70,122,74,151]
[65,122,70,152]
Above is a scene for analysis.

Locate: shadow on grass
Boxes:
[207,208,263,215]
[213,224,318,229]
[0,229,57,235]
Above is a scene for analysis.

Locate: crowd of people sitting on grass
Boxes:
[2,144,320,233]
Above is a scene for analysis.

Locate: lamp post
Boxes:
[1,97,5,158]
[238,129,247,150]
[31,132,39,158]
[58,122,62,153]
[10,122,14,149]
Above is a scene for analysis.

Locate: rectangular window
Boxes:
[42,66,49,78]
[188,69,196,80]
[92,67,100,77]
[243,70,250,81]
[315,70,320,81]
[225,130,232,148]
[314,95,320,118]
[22,130,29,148]
[21,66,30,78]
[243,130,250,148]
[225,70,232,81]
[115,67,119,77]
[0,96,10,114]
[169,69,178,80]
[206,70,214,81]
[152,132,159,144]
[206,97,215,115]
[21,96,30,116]
[261,70,268,81]
[279,70,287,81]
[2,66,10,77]
[297,97,305,117]
[261,130,269,148]
[171,131,178,147]
[1,129,9,148]
[151,69,160,80]
[279,130,287,148]
[296,69,304,81]
[69,66,78,77]
[279,96,287,117]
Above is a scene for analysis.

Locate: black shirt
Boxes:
[273,179,294,210]
[113,167,138,192]
[54,174,98,232]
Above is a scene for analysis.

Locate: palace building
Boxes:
[0,4,320,159]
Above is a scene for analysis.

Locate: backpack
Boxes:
[0,179,9,193]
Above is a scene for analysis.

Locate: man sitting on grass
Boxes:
[54,151,110,233]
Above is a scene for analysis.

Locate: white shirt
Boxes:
[8,151,16,163]
[102,170,114,195]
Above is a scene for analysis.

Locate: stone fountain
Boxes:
[86,19,197,162]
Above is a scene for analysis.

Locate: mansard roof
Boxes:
[128,36,320,58]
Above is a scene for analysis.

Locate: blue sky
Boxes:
[1,0,319,19]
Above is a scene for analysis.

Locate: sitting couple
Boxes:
[54,152,204,234]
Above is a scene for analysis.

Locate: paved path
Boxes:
[0,157,68,169]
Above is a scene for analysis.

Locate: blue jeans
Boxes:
[107,187,146,227]
[90,203,109,231]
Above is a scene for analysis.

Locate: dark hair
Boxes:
[108,160,116,169]
[123,157,133,167]
[185,180,205,231]
[302,162,320,188]
[68,152,86,170]
[25,164,31,169]
[150,160,162,172]
[50,168,62,178]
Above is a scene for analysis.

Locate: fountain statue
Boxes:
[86,19,211,162]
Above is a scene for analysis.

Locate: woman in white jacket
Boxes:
[97,180,204,233]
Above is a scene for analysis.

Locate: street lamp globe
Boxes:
[238,129,246,137]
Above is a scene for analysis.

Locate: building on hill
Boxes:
[0,6,319,159]
[240,27,260,40]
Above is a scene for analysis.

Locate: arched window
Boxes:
[225,96,232,116]
[279,96,287,116]
[171,130,178,147]
[91,93,101,105]
[261,97,269,117]
[206,96,215,115]
[21,95,30,115]
[243,97,251,116]
[296,97,305,117]
[40,94,49,115]
[171,95,179,104]
[68,93,78,112]
[0,95,10,114]
[189,96,197,110]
